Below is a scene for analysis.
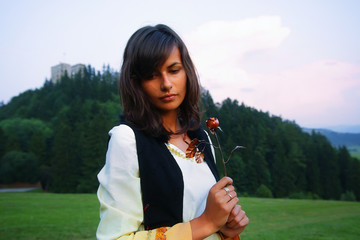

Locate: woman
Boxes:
[96,24,249,240]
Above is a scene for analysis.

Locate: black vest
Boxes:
[124,123,220,230]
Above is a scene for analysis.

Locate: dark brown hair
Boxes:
[119,24,201,139]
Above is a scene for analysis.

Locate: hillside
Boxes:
[324,125,360,133]
[303,128,360,159]
[302,128,360,147]
[0,65,359,201]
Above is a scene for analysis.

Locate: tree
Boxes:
[255,184,273,198]
[50,111,81,193]
[0,151,39,184]
[226,155,247,194]
[347,159,360,200]
[0,118,52,152]
[77,102,110,192]
[0,127,6,159]
[338,146,352,191]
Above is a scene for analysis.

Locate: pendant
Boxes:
[194,151,204,163]
[185,137,205,163]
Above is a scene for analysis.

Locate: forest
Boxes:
[0,65,359,201]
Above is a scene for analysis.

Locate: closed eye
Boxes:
[170,69,180,74]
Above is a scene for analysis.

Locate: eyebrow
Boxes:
[167,62,182,69]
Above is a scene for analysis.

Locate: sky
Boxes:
[0,0,359,130]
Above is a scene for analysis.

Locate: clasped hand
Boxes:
[204,177,249,238]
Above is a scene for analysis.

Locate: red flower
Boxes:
[206,117,219,132]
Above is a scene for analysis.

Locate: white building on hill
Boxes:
[51,63,85,83]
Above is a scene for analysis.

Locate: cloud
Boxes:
[183,17,360,126]
[248,60,360,126]
[185,16,290,66]
[184,16,290,100]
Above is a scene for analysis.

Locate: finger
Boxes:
[239,215,249,227]
[213,185,234,200]
[226,212,245,228]
[225,190,237,202]
[227,205,241,222]
[222,185,235,195]
[226,197,239,211]
[217,191,236,208]
[227,209,245,228]
[219,190,236,205]
[214,177,233,190]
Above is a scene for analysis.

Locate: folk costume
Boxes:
[96,124,239,240]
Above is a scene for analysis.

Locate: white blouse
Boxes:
[96,125,220,240]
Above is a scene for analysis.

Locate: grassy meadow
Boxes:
[0,192,359,240]
[348,145,360,160]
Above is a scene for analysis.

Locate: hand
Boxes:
[219,204,249,238]
[203,177,239,231]
[190,177,239,240]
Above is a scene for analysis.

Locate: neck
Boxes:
[162,110,180,133]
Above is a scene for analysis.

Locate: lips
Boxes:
[160,94,177,102]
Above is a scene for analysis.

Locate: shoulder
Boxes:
[101,124,138,177]
[109,124,134,137]
[108,124,136,144]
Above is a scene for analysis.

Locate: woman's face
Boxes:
[141,46,187,115]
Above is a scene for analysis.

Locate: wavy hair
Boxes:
[119,24,201,139]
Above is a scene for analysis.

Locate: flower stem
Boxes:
[214,132,227,177]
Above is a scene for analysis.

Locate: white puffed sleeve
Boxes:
[96,125,143,240]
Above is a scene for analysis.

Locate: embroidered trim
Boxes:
[155,227,168,240]
[166,143,199,162]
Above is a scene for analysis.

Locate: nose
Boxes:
[160,73,172,91]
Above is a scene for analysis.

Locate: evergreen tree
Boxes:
[0,151,39,184]
[226,155,247,194]
[0,127,6,159]
[50,112,81,193]
[271,141,295,197]
[77,102,110,192]
[338,146,352,191]
[347,159,360,200]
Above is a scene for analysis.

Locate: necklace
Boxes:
[166,144,196,162]
[183,132,204,163]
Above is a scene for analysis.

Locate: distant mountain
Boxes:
[322,125,360,134]
[302,128,360,147]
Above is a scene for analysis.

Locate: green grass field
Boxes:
[0,192,359,240]
[348,145,360,160]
